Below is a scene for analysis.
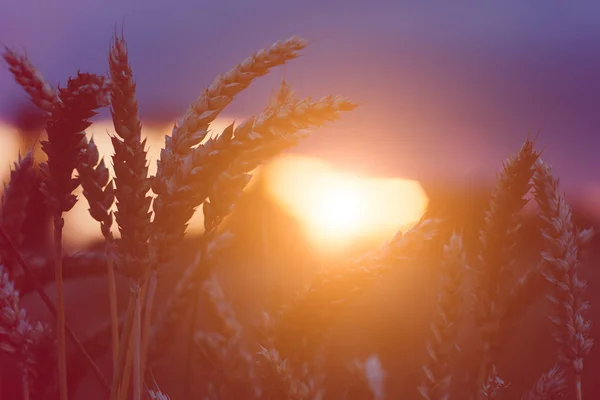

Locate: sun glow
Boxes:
[265,155,429,254]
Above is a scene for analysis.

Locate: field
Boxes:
[0,32,597,400]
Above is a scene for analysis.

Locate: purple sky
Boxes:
[2,1,600,190]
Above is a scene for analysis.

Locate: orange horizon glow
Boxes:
[265,155,429,254]
[0,119,429,253]
[0,118,236,248]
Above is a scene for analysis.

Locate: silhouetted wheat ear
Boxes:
[3,48,112,397]
[473,139,539,380]
[1,151,38,276]
[109,33,152,277]
[77,137,115,239]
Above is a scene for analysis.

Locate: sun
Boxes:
[305,176,366,242]
[265,155,429,254]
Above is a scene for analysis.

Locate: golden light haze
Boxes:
[265,155,429,254]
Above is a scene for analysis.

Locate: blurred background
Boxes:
[3,1,600,398]
[1,0,599,250]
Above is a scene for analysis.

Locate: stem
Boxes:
[133,285,142,400]
[105,240,120,375]
[185,286,200,397]
[140,269,157,381]
[118,283,148,400]
[576,375,582,400]
[54,215,68,400]
[118,321,135,400]
[111,296,133,400]
[0,225,110,392]
[22,374,30,400]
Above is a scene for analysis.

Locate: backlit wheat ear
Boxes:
[522,365,566,400]
[149,231,234,361]
[1,151,38,276]
[0,266,57,398]
[473,139,539,381]
[274,217,441,360]
[191,273,261,398]
[419,232,467,400]
[152,93,356,269]
[109,33,152,277]
[533,160,593,400]
[151,36,308,268]
[154,36,307,178]
[478,365,507,400]
[2,48,57,114]
[257,344,324,400]
[150,94,356,360]
[267,79,296,112]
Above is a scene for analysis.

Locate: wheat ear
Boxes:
[473,139,539,381]
[150,93,355,360]
[3,48,111,395]
[533,160,593,400]
[109,32,152,275]
[521,365,566,400]
[0,265,56,398]
[274,218,441,360]
[108,33,155,393]
[419,232,467,400]
[478,365,507,400]
[191,273,261,398]
[40,72,111,400]
[151,36,307,269]
[1,151,38,276]
[76,136,119,377]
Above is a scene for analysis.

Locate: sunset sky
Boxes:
[1,1,600,190]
